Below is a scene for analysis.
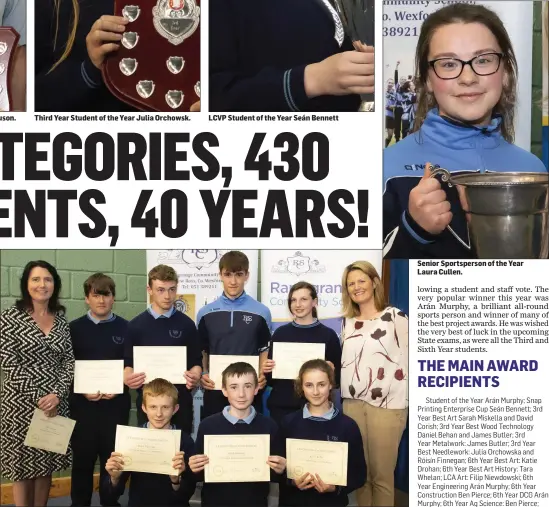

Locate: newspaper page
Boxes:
[411,260,549,506]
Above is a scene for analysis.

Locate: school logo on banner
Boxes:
[112,336,124,344]
[271,251,326,276]
[174,295,196,321]
[155,249,221,270]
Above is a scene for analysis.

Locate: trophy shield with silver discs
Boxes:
[0,27,21,112]
[102,0,200,112]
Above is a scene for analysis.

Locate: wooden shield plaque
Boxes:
[0,27,20,112]
[102,0,200,112]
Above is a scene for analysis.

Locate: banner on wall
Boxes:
[543,1,548,168]
[145,249,258,435]
[383,0,534,151]
[260,250,383,336]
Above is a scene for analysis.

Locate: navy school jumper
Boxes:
[209,0,362,112]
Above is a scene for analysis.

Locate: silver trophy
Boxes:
[332,0,375,111]
[431,168,549,259]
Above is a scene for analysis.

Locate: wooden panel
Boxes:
[0,474,100,505]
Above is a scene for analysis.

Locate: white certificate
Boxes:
[272,342,326,379]
[74,360,124,394]
[209,355,259,390]
[286,438,348,486]
[133,346,187,384]
[115,425,181,476]
[24,409,76,455]
[204,434,270,483]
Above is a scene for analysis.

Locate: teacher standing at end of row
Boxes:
[340,261,408,507]
[0,260,74,507]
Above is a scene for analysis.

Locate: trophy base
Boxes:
[359,101,374,112]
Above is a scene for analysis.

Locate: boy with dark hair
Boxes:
[198,251,272,418]
[123,264,202,433]
[69,273,130,506]
[103,378,197,506]
[189,362,286,506]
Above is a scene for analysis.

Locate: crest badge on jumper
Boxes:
[102,0,200,111]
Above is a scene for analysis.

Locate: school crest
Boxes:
[112,336,124,344]
[169,330,182,339]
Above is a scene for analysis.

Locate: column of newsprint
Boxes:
[410,260,549,507]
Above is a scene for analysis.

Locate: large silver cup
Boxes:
[431,168,549,259]
[331,0,375,111]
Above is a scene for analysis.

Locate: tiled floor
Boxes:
[11,484,365,507]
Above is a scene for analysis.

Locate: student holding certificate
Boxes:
[123,265,202,433]
[0,261,74,507]
[262,281,342,426]
[340,261,408,507]
[198,251,272,418]
[69,274,130,507]
[189,362,286,506]
[103,378,197,506]
[281,359,366,506]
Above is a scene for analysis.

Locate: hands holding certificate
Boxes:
[188,452,286,477]
[106,450,186,486]
[294,472,336,493]
[37,393,60,417]
[124,369,146,389]
[82,392,118,401]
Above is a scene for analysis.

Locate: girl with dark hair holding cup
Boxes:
[383,3,547,259]
[0,260,74,507]
[279,359,366,507]
[263,281,341,427]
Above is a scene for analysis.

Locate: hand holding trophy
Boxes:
[331,0,375,111]
[102,0,201,112]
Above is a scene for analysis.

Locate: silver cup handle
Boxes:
[429,166,454,188]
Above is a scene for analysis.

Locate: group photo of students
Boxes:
[0,250,409,507]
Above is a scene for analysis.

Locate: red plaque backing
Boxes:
[102,0,200,112]
[0,27,20,112]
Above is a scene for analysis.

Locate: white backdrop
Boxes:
[383,0,534,150]
[146,249,258,321]
[260,250,383,335]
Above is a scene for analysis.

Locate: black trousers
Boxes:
[70,397,130,506]
[394,106,403,141]
[136,388,193,434]
[402,118,411,139]
[201,389,264,420]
